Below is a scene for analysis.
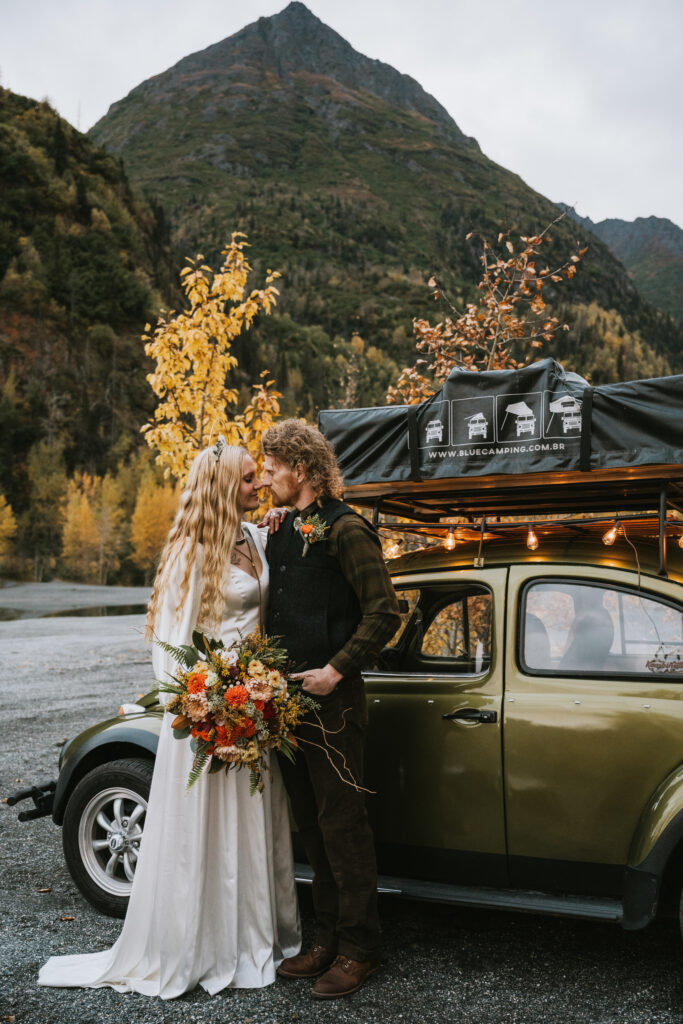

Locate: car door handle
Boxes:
[442,708,498,724]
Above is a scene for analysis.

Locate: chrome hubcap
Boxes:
[78,787,147,897]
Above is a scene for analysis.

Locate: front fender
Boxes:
[53,714,161,824]
[621,764,683,929]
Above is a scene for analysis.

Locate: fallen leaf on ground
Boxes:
[37,887,52,893]
[60,915,75,921]
[5,1014,17,1022]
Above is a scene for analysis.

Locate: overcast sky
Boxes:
[2,0,681,228]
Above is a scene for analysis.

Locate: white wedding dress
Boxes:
[39,522,301,998]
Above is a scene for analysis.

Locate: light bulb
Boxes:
[526,526,539,551]
[444,528,456,551]
[602,523,618,546]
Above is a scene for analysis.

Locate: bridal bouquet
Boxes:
[157,630,318,793]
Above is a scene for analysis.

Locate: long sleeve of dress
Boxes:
[151,546,203,703]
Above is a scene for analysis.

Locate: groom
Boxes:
[261,419,400,999]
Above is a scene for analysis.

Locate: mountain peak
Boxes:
[114,2,466,141]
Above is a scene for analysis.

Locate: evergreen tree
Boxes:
[20,439,68,580]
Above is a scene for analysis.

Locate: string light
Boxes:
[678,534,683,550]
[602,522,619,546]
[444,527,456,551]
[526,526,539,551]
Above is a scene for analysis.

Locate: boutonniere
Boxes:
[293,513,329,557]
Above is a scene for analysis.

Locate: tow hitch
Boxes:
[5,780,56,820]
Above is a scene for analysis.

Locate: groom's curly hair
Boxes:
[262,420,343,500]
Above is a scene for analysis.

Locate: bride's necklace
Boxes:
[231,527,263,630]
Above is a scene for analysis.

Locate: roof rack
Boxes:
[343,465,683,578]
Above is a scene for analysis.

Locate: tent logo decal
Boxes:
[416,387,583,453]
[466,411,489,440]
[546,393,582,436]
[501,400,537,438]
[495,392,542,443]
[425,419,444,444]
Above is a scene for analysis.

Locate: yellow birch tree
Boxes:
[94,473,127,584]
[61,481,99,580]
[142,233,281,483]
[0,494,17,570]
[130,473,178,582]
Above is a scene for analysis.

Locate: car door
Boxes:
[363,568,508,886]
[504,564,683,895]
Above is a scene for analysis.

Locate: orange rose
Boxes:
[225,684,249,708]
[253,700,265,711]
[187,672,208,694]
[300,523,313,535]
[239,719,257,738]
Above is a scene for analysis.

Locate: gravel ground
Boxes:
[1,592,683,1023]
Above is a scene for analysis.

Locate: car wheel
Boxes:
[62,758,154,918]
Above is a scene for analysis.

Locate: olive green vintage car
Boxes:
[12,520,683,937]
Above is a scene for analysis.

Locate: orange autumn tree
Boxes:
[381,215,587,562]
[389,214,587,405]
[142,233,282,489]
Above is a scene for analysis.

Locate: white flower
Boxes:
[215,744,243,763]
[218,648,239,668]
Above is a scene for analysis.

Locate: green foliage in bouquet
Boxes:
[155,629,317,793]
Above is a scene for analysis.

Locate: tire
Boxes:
[62,757,154,918]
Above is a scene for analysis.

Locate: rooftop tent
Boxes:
[317,359,683,517]
[549,395,582,413]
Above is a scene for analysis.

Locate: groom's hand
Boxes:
[257,507,288,533]
[292,664,342,696]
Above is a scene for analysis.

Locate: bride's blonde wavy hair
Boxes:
[145,445,245,642]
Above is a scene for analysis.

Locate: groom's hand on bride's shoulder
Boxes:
[258,507,289,533]
[292,664,343,696]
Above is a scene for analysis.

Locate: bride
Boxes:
[39,442,301,998]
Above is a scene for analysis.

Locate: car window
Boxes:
[380,584,492,675]
[521,580,683,678]
[386,588,420,648]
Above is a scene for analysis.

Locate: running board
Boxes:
[293,864,623,923]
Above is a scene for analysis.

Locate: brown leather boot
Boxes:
[312,955,380,998]
[277,944,337,979]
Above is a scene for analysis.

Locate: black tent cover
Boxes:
[318,359,683,487]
